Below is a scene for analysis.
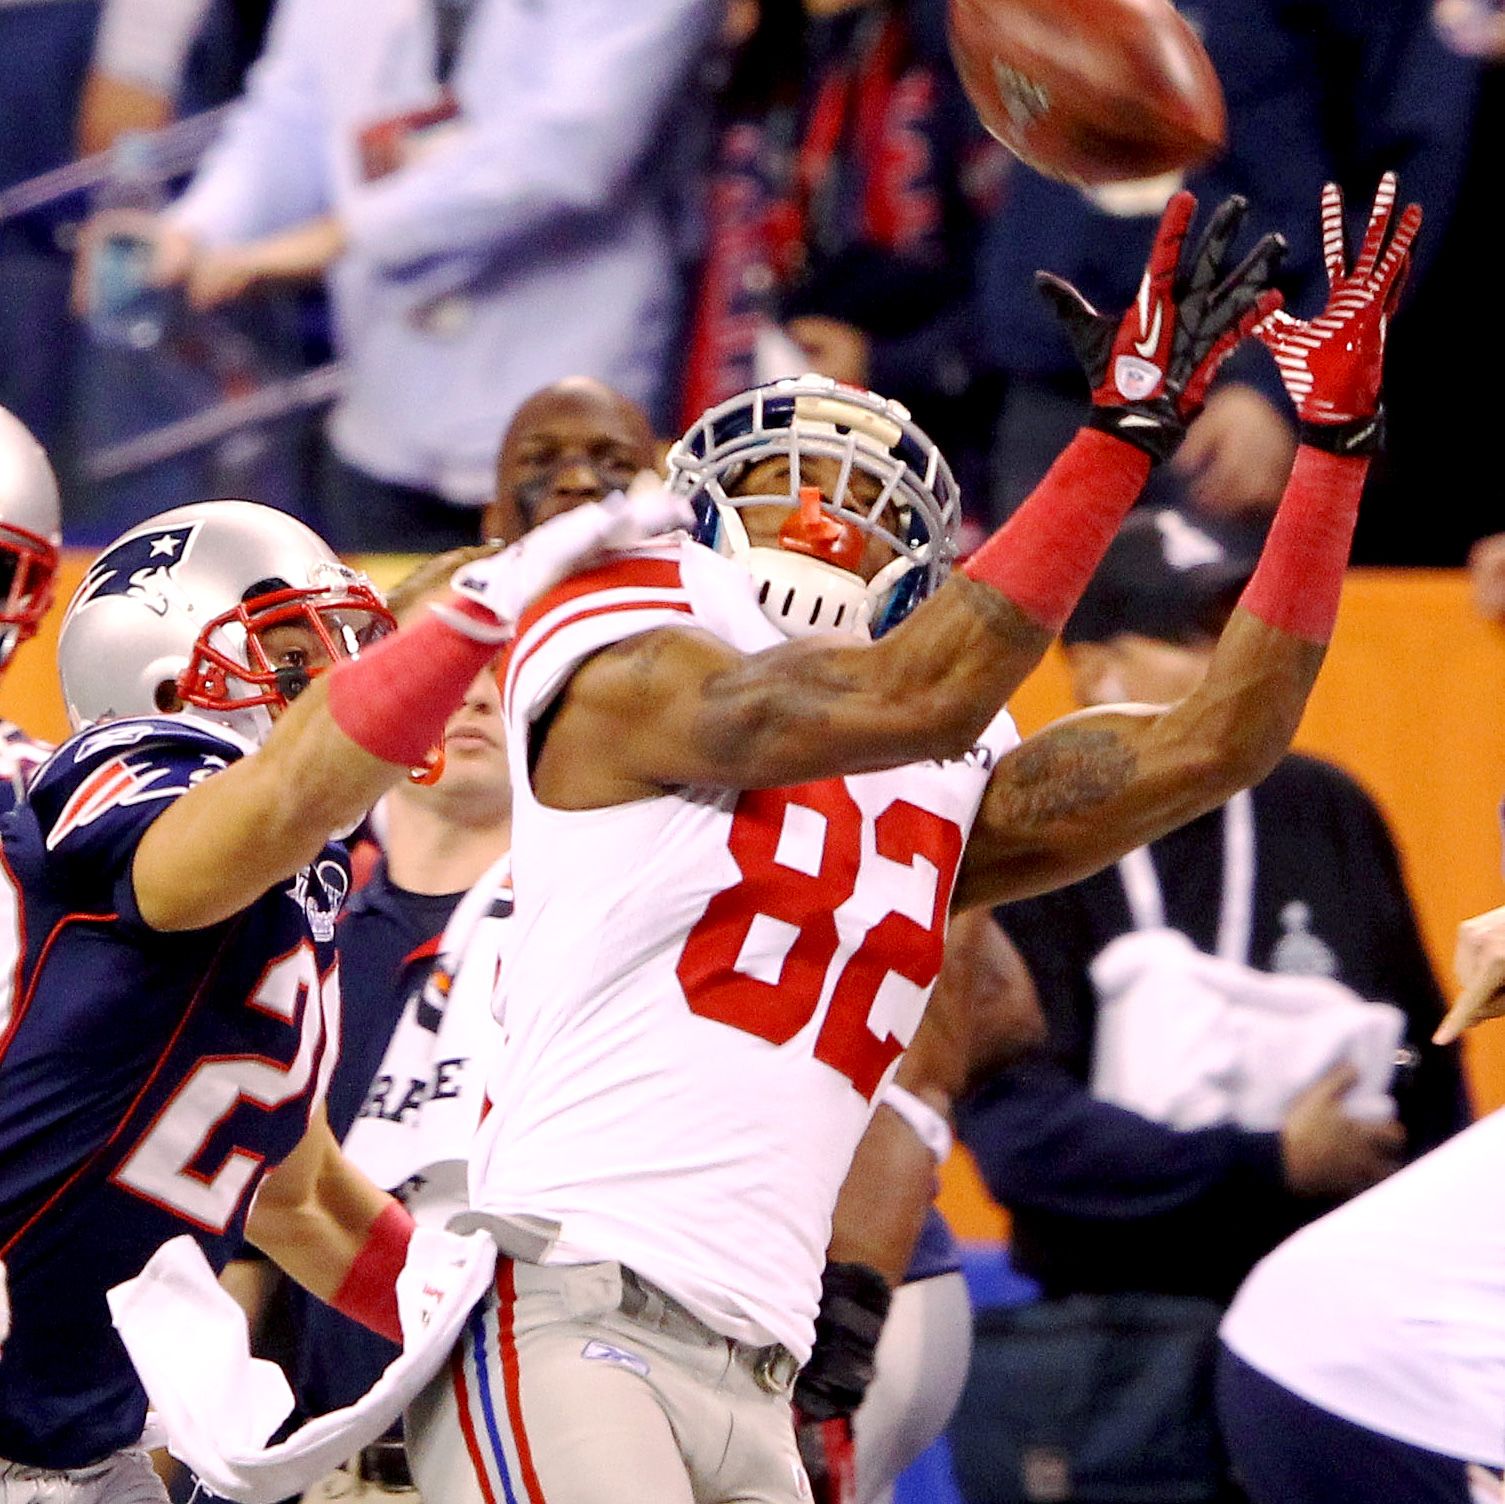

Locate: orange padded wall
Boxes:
[6,560,1503,1238]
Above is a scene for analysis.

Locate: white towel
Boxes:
[109,1228,496,1504]
[1090,928,1404,1131]
[341,854,512,1210]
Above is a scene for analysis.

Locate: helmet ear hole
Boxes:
[154,679,184,713]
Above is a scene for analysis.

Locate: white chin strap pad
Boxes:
[747,547,874,639]
[709,499,920,641]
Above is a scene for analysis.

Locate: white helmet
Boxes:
[57,499,392,743]
[666,375,960,640]
[0,405,63,672]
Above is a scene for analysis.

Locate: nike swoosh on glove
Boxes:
[1037,190,1286,463]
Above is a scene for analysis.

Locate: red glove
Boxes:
[795,1409,857,1504]
[1255,172,1422,455]
[1037,191,1285,463]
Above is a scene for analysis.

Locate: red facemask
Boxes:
[177,583,395,714]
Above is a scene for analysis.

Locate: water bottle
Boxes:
[85,132,173,351]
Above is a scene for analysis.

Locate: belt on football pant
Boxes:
[617,1266,801,1396]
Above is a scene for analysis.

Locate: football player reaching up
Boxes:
[0,487,689,1497]
[405,178,1415,1504]
[491,382,1042,1504]
[0,406,63,810]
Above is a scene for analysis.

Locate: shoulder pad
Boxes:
[512,547,686,642]
[28,716,248,837]
[505,547,694,724]
[52,714,251,775]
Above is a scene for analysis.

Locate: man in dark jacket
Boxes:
[950,505,1470,1504]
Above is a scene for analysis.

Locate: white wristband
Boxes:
[879,1083,952,1164]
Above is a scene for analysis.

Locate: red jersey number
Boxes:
[676,784,963,1099]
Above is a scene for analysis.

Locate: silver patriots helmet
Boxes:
[0,405,63,672]
[57,499,393,744]
[666,375,960,640]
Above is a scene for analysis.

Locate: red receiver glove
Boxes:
[1037,191,1286,464]
[1254,172,1421,456]
[1239,174,1422,642]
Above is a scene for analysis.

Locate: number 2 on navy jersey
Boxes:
[111,944,332,1233]
[677,785,963,1099]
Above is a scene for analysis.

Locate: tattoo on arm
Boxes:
[999,721,1139,828]
[945,575,1052,656]
[693,650,863,763]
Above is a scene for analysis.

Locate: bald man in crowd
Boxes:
[484,377,659,543]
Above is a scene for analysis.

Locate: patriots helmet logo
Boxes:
[71,523,201,617]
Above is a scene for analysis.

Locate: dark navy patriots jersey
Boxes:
[0,715,347,1469]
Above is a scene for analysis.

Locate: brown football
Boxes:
[948,0,1226,186]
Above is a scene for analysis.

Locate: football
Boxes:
[948,0,1226,186]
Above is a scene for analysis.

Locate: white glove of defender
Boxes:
[433,483,694,643]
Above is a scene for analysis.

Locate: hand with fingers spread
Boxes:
[1037,191,1286,463]
[1256,172,1422,456]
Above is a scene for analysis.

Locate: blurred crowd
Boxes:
[3,6,1505,1499]
[1,0,1499,560]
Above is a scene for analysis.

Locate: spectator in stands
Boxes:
[681,0,1005,494]
[1353,0,1503,566]
[98,0,717,551]
[947,506,1470,1504]
[0,0,100,458]
[484,376,658,545]
[67,0,313,543]
[76,0,273,153]
[232,545,510,1501]
[972,0,1479,537]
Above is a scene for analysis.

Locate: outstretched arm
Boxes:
[538,194,1282,806]
[131,490,687,931]
[954,611,1323,908]
[956,176,1419,911]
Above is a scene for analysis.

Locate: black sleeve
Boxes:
[957,1058,1288,1219]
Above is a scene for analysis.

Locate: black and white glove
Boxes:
[1037,191,1286,463]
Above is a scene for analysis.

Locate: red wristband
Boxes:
[962,429,1150,633]
[327,598,500,767]
[331,1201,414,1344]
[1239,446,1369,642]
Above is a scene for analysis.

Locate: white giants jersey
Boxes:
[470,535,1018,1359]
[1222,1106,1505,1467]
